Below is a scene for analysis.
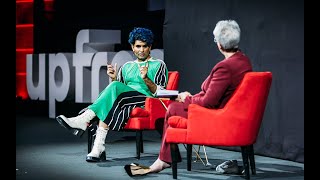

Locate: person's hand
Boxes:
[176,91,191,102]
[107,63,117,80]
[139,62,148,79]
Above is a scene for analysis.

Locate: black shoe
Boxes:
[56,115,86,137]
[124,163,151,177]
[86,151,106,162]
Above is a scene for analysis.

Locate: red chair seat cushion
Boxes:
[130,107,149,117]
[168,116,187,129]
[124,108,150,130]
[124,117,151,130]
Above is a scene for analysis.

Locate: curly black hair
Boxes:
[128,27,154,46]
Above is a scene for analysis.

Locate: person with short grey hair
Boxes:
[213,19,241,51]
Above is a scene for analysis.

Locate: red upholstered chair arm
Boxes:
[186,104,257,146]
[144,97,173,129]
[168,116,188,129]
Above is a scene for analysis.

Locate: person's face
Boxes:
[131,40,151,61]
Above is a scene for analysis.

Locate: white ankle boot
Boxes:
[86,127,108,162]
[56,109,96,136]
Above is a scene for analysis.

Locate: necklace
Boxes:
[136,59,149,68]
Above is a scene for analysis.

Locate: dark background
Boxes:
[33,0,165,53]
[31,0,304,163]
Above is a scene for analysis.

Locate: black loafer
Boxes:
[124,163,151,177]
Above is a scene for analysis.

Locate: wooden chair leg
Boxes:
[241,146,250,180]
[248,145,256,175]
[170,143,179,179]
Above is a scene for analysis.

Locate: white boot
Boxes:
[86,127,108,162]
[56,109,96,136]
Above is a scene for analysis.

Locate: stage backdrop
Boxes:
[31,0,303,163]
[163,0,304,163]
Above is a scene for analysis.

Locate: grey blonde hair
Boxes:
[213,20,241,50]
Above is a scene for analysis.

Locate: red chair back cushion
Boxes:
[166,71,180,90]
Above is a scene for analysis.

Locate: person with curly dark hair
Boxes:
[56,27,168,162]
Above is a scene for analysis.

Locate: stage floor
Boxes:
[16,114,304,180]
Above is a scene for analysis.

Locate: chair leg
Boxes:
[136,131,142,159]
[88,124,93,153]
[241,146,250,180]
[87,121,98,153]
[187,145,192,171]
[140,131,144,153]
[80,107,93,153]
[248,145,256,175]
[170,143,179,179]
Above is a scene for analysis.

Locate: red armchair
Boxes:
[166,72,272,179]
[87,71,180,159]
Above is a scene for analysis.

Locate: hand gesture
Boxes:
[139,62,148,79]
[107,63,117,80]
